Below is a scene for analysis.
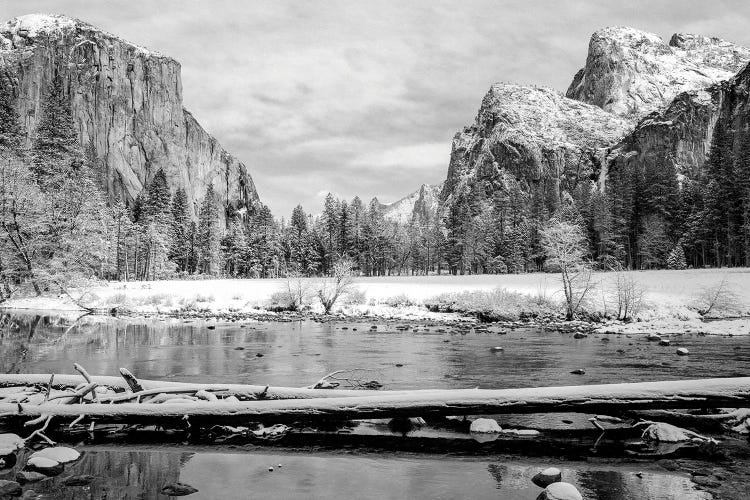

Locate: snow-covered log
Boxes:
[2,377,750,426]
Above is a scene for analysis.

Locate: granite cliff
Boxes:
[566,26,750,121]
[0,14,258,222]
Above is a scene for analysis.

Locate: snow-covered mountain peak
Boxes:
[1,13,161,57]
[567,26,750,121]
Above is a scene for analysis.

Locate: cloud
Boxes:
[349,142,450,170]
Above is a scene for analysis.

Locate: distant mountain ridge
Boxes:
[380,183,443,224]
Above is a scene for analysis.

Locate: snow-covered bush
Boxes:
[666,245,687,270]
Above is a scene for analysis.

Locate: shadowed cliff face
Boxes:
[0,14,258,223]
[607,62,750,193]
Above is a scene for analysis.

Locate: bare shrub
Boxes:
[695,275,740,317]
[271,270,312,311]
[317,259,355,314]
[193,293,215,303]
[383,293,416,307]
[612,271,644,321]
[342,287,367,306]
[425,287,558,321]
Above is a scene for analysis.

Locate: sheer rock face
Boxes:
[442,84,630,211]
[0,14,258,222]
[381,183,442,224]
[566,26,750,121]
[607,63,750,186]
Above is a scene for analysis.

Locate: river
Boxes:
[2,311,748,499]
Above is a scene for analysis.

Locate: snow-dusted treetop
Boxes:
[567,26,750,121]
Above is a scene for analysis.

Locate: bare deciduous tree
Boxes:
[540,218,594,320]
[317,258,355,314]
[695,275,740,317]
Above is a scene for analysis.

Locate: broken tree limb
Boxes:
[119,368,144,393]
[0,374,425,400]
[2,377,750,427]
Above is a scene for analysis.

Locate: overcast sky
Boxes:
[5,1,750,216]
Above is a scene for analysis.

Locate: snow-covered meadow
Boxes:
[3,268,749,334]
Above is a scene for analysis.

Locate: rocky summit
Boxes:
[566,26,750,121]
[0,14,259,222]
[442,83,630,213]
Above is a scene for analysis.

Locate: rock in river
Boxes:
[30,446,80,464]
[536,482,583,500]
[25,456,63,476]
[161,482,198,496]
[532,467,562,488]
[15,471,46,484]
[469,418,501,433]
[0,480,22,497]
[677,348,690,356]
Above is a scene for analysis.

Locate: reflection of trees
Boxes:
[13,448,189,500]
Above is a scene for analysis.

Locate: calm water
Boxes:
[2,311,749,499]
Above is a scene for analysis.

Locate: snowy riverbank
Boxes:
[2,269,749,334]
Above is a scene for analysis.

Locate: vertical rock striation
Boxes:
[0,14,258,223]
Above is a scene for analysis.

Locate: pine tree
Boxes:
[31,74,81,183]
[143,168,171,220]
[196,183,221,275]
[666,244,687,270]
[170,188,193,273]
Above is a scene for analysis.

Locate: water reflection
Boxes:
[0,312,740,498]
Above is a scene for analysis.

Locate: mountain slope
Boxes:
[566,27,750,121]
[442,83,630,214]
[0,14,258,222]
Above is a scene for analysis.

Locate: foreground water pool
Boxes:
[1,311,748,499]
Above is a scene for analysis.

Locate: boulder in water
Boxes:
[62,475,95,486]
[647,333,661,342]
[469,418,501,433]
[0,479,22,496]
[30,447,80,464]
[677,347,689,356]
[0,434,24,455]
[161,482,198,496]
[642,422,696,442]
[25,456,62,476]
[536,482,583,500]
[15,471,46,484]
[532,467,562,488]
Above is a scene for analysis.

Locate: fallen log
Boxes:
[2,377,750,427]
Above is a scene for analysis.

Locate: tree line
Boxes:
[2,70,749,299]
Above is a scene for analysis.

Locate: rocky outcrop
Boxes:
[442,83,630,213]
[566,26,750,121]
[381,182,442,224]
[0,14,258,222]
